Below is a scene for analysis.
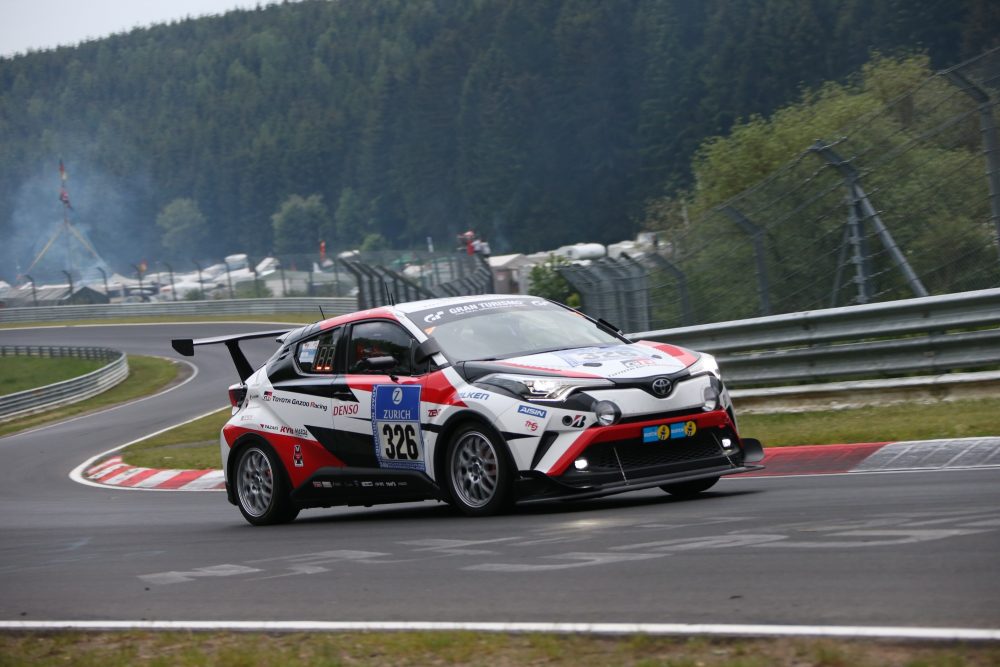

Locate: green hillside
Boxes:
[0,0,996,280]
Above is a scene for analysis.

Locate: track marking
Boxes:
[68,405,227,491]
[0,620,996,640]
[0,321,300,331]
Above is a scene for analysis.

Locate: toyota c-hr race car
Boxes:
[172,295,764,525]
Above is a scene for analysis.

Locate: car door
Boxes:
[342,319,429,473]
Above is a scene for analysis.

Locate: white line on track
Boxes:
[0,320,299,331]
[0,620,997,640]
[68,405,228,491]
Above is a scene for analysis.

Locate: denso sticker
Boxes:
[371,385,425,471]
[332,403,360,416]
[517,405,548,419]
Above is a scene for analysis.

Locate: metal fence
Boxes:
[631,287,1000,387]
[3,249,494,313]
[0,297,356,324]
[346,254,494,310]
[562,48,1000,331]
[0,346,128,419]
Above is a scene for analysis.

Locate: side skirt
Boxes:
[290,466,443,508]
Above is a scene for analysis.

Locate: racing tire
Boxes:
[234,443,299,526]
[444,423,514,517]
[659,476,720,499]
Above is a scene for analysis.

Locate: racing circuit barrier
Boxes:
[629,287,1000,387]
[2,288,999,390]
[0,297,356,324]
[0,346,129,420]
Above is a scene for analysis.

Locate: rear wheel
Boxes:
[660,476,719,499]
[235,444,299,525]
[445,424,513,517]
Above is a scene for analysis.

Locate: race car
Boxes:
[172,295,764,525]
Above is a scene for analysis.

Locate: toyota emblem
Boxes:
[651,377,671,397]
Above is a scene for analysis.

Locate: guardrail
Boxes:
[629,288,1000,387]
[3,288,999,390]
[0,346,129,420]
[0,297,356,324]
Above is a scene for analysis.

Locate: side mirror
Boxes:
[413,338,441,365]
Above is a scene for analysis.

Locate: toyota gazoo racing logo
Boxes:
[651,377,672,397]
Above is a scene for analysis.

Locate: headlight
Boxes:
[687,352,721,379]
[479,373,613,401]
[594,400,621,425]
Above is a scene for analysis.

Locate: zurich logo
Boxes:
[651,377,672,397]
[392,387,403,405]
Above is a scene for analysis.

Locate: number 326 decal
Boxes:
[372,385,425,470]
[381,423,419,460]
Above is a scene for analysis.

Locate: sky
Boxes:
[0,0,276,58]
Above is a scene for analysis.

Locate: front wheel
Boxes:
[445,424,514,517]
[660,476,719,499]
[235,443,299,526]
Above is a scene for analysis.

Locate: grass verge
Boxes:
[0,355,183,439]
[121,408,229,469]
[0,314,319,329]
[0,632,997,666]
[741,396,1000,447]
[0,357,105,394]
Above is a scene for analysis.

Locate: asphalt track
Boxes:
[0,323,998,629]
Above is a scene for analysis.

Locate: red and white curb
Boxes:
[744,437,1000,478]
[79,436,1000,492]
[85,455,224,491]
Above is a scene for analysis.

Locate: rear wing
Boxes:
[171,329,291,383]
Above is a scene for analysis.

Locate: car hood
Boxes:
[470,342,698,380]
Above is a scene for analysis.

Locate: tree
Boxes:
[271,194,329,256]
[330,187,366,246]
[156,198,209,260]
[528,254,578,305]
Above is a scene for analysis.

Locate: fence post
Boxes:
[810,142,928,299]
[721,206,772,315]
[642,253,693,326]
[944,69,1000,264]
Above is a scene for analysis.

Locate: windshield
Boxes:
[410,302,623,362]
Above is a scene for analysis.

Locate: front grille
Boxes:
[556,428,735,488]
[584,434,723,473]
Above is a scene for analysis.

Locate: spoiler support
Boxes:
[171,329,290,383]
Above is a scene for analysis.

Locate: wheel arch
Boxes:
[432,410,512,490]
[226,432,292,505]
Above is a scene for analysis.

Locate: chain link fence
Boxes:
[562,48,1000,330]
[1,250,493,311]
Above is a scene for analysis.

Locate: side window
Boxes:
[296,328,341,374]
[348,321,415,376]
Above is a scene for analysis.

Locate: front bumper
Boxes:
[519,408,762,502]
[516,463,762,503]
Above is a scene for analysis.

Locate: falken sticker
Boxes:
[642,421,697,442]
[371,385,425,470]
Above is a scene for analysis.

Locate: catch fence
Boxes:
[562,48,1000,331]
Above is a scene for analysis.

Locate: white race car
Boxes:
[173,295,763,525]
